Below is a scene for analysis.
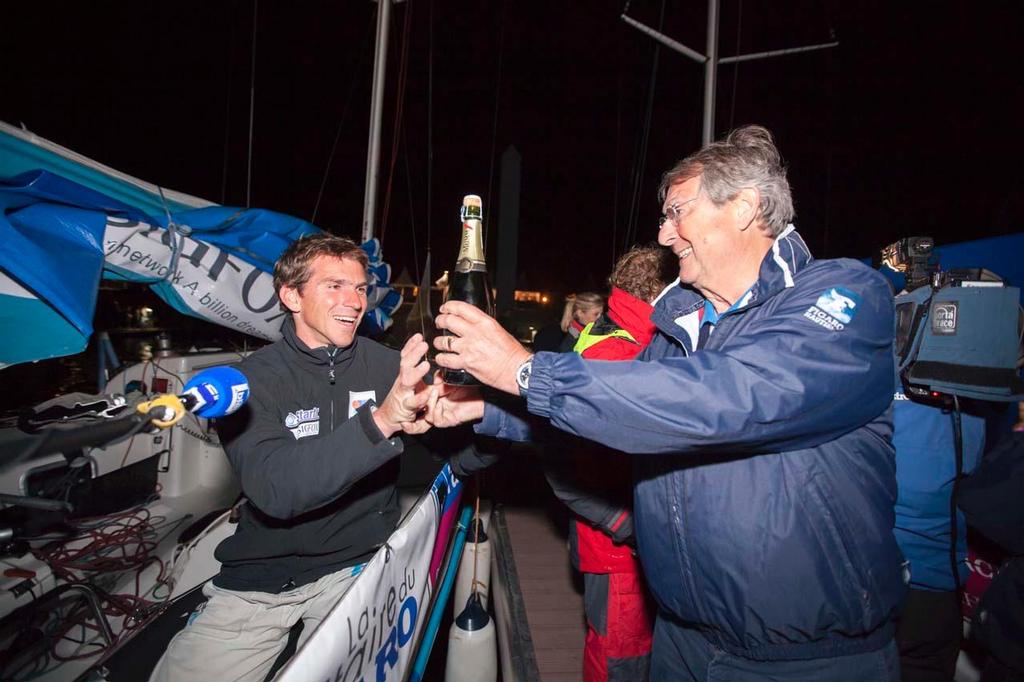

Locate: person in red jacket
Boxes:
[545,244,674,682]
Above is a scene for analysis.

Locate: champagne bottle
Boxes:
[442,194,494,386]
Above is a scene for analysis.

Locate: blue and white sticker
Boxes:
[803,287,861,331]
[348,390,376,418]
[228,383,250,415]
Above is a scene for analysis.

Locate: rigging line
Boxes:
[471,488,481,597]
[624,118,643,250]
[245,0,258,208]
[611,19,625,270]
[619,0,648,249]
[622,1,663,250]
[426,0,435,252]
[484,0,509,253]
[822,40,835,256]
[634,0,667,249]
[625,0,665,252]
[379,0,415,246]
[220,4,236,205]
[727,0,743,131]
[402,135,421,286]
[156,185,186,284]
[817,0,838,255]
[312,12,376,224]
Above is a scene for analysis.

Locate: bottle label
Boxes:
[456,201,487,274]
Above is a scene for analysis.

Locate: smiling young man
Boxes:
[150,233,432,682]
[430,126,905,681]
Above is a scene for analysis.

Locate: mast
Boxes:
[702,0,719,146]
[362,0,393,242]
[622,0,838,145]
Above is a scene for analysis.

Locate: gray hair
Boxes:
[658,125,795,237]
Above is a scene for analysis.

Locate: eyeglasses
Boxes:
[658,196,700,229]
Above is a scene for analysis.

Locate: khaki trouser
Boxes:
[149,567,360,682]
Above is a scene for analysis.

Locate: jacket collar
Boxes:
[652,226,813,349]
[605,286,657,346]
[281,316,358,368]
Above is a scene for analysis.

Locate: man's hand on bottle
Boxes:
[433,300,531,396]
[426,382,485,427]
[374,333,434,437]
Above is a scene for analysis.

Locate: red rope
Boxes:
[28,506,176,664]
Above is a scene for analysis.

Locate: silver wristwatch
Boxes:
[515,357,533,397]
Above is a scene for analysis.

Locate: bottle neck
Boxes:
[456,213,487,273]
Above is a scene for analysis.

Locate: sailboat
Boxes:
[0,4,479,678]
[0,114,454,678]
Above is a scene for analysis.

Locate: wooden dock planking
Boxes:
[503,504,586,682]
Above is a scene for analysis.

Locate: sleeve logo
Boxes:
[284,406,320,440]
[803,287,861,331]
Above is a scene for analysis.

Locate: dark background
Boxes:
[2,0,1022,295]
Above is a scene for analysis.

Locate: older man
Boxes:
[429,126,905,681]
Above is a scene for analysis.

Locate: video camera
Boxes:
[879,236,937,291]
[882,236,1024,405]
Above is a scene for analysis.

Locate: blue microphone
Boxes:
[180,366,250,418]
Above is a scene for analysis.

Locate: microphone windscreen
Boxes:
[182,366,250,418]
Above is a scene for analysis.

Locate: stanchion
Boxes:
[408,505,473,682]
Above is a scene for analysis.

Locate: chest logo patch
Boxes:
[803,287,860,331]
[284,406,320,440]
[349,390,376,418]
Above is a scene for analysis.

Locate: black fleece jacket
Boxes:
[212,319,403,593]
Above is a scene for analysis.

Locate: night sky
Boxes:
[3,0,1022,296]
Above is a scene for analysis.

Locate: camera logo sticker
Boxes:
[803,287,861,332]
[931,301,958,335]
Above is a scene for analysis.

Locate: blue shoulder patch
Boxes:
[802,286,861,331]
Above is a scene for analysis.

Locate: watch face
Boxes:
[517,361,531,390]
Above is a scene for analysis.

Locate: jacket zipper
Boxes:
[683,312,741,628]
[675,312,721,624]
[326,346,338,430]
[327,346,338,384]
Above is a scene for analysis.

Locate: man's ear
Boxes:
[280,285,301,313]
[734,187,760,230]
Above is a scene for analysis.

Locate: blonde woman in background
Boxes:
[558,292,604,352]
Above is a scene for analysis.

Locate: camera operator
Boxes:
[882,236,1023,681]
[891,380,986,681]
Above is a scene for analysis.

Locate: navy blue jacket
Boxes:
[478,228,905,660]
[893,384,985,591]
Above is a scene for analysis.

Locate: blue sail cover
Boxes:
[0,120,214,216]
[0,168,402,368]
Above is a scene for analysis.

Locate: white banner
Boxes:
[275,467,460,682]
[102,217,286,341]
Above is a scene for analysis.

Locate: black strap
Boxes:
[697,321,714,350]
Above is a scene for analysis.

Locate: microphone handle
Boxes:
[178,392,199,413]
